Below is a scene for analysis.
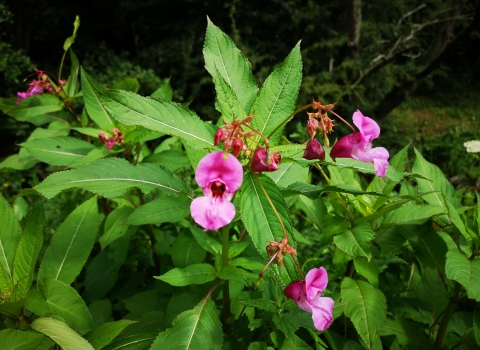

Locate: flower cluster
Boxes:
[464,140,480,153]
[16,69,67,105]
[190,151,243,231]
[98,128,124,151]
[284,267,334,331]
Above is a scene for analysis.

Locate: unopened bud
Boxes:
[232,138,244,157]
[251,148,280,172]
[106,138,116,151]
[307,119,319,138]
[98,132,107,144]
[303,139,325,161]
[214,128,228,146]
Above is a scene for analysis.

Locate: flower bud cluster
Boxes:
[98,128,124,151]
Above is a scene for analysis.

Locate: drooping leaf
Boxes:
[85,320,137,350]
[97,89,215,149]
[0,196,22,287]
[37,196,98,285]
[446,249,480,301]
[250,42,302,145]
[381,205,446,226]
[64,49,80,97]
[99,206,134,249]
[334,220,374,260]
[12,200,45,298]
[26,278,94,334]
[341,278,387,349]
[31,317,94,350]
[189,224,221,255]
[150,298,222,350]
[155,264,217,287]
[81,68,116,130]
[0,329,45,350]
[35,158,191,199]
[203,18,258,113]
[126,197,190,226]
[20,136,95,167]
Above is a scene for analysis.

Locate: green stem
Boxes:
[58,50,68,81]
[433,283,462,347]
[221,225,231,332]
[266,104,313,140]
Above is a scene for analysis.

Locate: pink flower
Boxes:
[303,139,325,161]
[284,267,334,331]
[16,84,44,104]
[106,138,116,151]
[330,110,389,177]
[251,148,281,172]
[190,151,243,231]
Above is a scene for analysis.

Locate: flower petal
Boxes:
[310,296,334,331]
[284,280,312,313]
[369,147,389,178]
[305,267,329,301]
[330,133,361,160]
[195,151,243,191]
[352,110,380,142]
[190,195,236,231]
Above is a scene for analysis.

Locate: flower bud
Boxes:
[232,138,244,157]
[251,148,280,172]
[106,138,116,151]
[98,132,107,144]
[214,128,228,146]
[303,139,325,161]
[307,118,319,138]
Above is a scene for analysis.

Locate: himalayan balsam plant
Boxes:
[0,16,480,350]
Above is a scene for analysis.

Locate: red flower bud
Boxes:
[106,138,116,151]
[214,128,228,146]
[303,139,325,161]
[251,148,280,172]
[98,132,107,144]
[232,138,244,157]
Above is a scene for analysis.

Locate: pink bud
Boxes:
[232,138,244,157]
[307,119,319,138]
[106,138,116,151]
[251,148,280,172]
[98,132,107,144]
[303,139,325,161]
[214,128,228,146]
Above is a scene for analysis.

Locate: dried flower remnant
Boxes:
[330,110,389,177]
[284,267,334,331]
[190,151,244,231]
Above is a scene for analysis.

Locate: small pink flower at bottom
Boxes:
[284,267,334,331]
[330,110,389,177]
[190,151,243,231]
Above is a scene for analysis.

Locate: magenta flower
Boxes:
[16,84,44,104]
[303,139,325,161]
[284,267,334,331]
[251,148,281,172]
[190,151,243,231]
[330,110,389,177]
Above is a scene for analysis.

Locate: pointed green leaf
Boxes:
[172,232,206,268]
[142,150,190,173]
[353,257,379,288]
[0,152,38,170]
[334,220,373,259]
[85,248,119,302]
[20,136,95,167]
[35,158,191,199]
[99,207,134,249]
[296,196,327,231]
[85,320,136,350]
[26,278,94,334]
[189,224,221,255]
[31,317,94,350]
[204,18,258,112]
[65,50,80,97]
[37,196,98,285]
[341,278,387,349]
[0,329,45,350]
[0,196,22,285]
[112,78,140,93]
[4,94,64,125]
[212,66,247,122]
[250,42,302,145]
[126,197,190,226]
[13,200,45,298]
[240,173,295,258]
[155,264,216,287]
[81,68,115,130]
[102,333,156,350]
[379,316,428,346]
[446,249,480,301]
[411,267,449,315]
[381,205,446,226]
[97,89,215,149]
[265,161,308,188]
[150,298,222,350]
[151,78,173,101]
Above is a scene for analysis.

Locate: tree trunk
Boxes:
[345,0,362,59]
